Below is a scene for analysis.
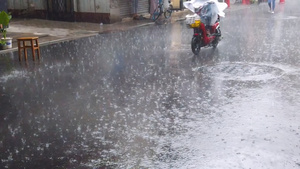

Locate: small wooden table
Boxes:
[17,37,40,61]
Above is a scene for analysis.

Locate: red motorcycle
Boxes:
[184,1,227,55]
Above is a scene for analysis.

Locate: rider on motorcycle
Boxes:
[195,1,219,34]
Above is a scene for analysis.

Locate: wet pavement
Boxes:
[1,1,300,169]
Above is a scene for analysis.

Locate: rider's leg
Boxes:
[271,0,275,12]
[267,0,271,12]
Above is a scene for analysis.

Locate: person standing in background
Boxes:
[268,0,276,13]
[150,0,158,18]
[258,0,261,5]
[132,0,139,19]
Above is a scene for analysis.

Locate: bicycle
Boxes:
[151,0,173,21]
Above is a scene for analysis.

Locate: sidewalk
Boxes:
[0,3,251,55]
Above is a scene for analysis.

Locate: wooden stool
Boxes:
[17,37,40,61]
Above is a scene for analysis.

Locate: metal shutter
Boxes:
[119,0,131,17]
[119,0,149,17]
[137,0,149,14]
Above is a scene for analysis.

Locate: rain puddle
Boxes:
[195,62,298,82]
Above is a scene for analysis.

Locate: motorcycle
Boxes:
[184,0,228,55]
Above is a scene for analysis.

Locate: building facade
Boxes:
[6,0,153,24]
[0,0,8,12]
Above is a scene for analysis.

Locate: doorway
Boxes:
[47,0,74,21]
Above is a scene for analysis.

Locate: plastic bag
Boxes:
[200,2,219,26]
[183,0,227,18]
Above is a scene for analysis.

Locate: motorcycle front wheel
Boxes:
[191,36,201,55]
[212,27,221,48]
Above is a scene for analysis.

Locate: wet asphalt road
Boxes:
[1,1,300,169]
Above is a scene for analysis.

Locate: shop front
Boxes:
[119,0,150,17]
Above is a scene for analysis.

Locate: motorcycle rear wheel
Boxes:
[191,36,201,55]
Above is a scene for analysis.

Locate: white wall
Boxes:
[77,0,94,12]
[8,0,45,10]
[95,0,110,13]
[8,0,111,13]
[76,0,110,13]
[29,0,45,9]
[8,0,27,9]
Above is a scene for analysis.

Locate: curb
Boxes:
[0,33,99,55]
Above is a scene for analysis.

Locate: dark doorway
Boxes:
[47,0,74,21]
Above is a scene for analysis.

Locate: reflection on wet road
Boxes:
[1,1,300,168]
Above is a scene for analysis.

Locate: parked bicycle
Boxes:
[151,0,173,21]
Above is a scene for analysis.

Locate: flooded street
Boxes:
[1,1,300,168]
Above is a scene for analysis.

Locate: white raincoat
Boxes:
[183,0,228,18]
